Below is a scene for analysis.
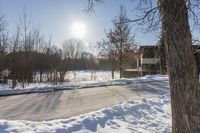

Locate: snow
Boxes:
[65,70,120,81]
[33,70,120,82]
[0,93,171,133]
[0,74,171,132]
[0,74,168,96]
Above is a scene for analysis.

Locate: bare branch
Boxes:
[86,0,103,13]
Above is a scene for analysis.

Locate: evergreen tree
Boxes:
[158,29,167,74]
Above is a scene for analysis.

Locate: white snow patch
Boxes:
[0,74,168,96]
[0,93,171,133]
[33,70,120,82]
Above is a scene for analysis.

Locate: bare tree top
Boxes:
[87,0,200,32]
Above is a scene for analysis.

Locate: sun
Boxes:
[71,21,87,39]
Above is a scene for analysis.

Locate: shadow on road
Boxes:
[128,81,169,95]
[0,91,63,120]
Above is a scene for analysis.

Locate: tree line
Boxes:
[0,10,116,88]
[0,6,140,88]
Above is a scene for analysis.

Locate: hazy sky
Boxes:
[0,0,161,47]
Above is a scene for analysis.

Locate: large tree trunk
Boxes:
[159,0,200,132]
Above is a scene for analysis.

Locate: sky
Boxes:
[0,0,160,48]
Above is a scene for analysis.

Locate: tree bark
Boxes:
[159,0,200,132]
[119,42,123,78]
[40,70,43,82]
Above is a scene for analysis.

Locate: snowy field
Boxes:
[66,70,120,81]
[0,93,171,133]
[0,74,168,96]
[33,70,120,82]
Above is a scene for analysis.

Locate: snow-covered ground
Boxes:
[0,93,171,133]
[0,74,171,132]
[65,70,120,81]
[33,70,120,82]
[0,74,168,96]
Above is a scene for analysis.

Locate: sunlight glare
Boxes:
[71,21,87,39]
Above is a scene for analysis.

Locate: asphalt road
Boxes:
[0,81,169,121]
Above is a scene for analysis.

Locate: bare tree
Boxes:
[98,6,138,78]
[0,12,8,56]
[10,26,20,52]
[8,8,46,87]
[88,43,98,80]
[0,12,9,84]
[19,8,32,52]
[98,41,118,79]
[81,51,98,80]
[63,39,84,82]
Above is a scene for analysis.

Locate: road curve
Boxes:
[0,81,169,121]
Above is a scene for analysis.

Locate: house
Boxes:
[137,45,200,76]
[124,44,200,77]
[137,45,160,76]
[123,45,160,77]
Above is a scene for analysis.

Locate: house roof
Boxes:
[139,45,159,58]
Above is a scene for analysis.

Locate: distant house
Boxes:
[124,44,200,77]
[123,45,160,77]
[138,45,160,76]
[138,45,200,75]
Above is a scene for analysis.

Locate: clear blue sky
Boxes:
[0,0,161,47]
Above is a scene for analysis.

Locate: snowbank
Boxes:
[0,75,168,96]
[0,93,171,133]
